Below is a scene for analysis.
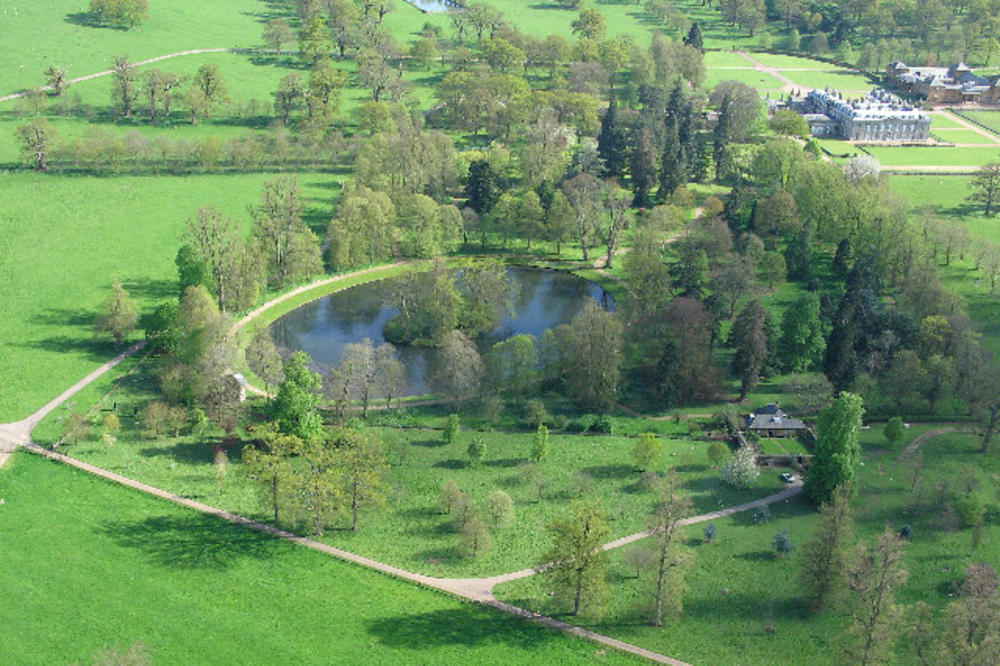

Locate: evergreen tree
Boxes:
[728,300,769,400]
[778,292,826,372]
[597,99,628,179]
[466,159,501,215]
[683,22,704,51]
[630,126,659,207]
[659,120,686,200]
[713,97,733,183]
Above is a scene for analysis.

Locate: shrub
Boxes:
[703,523,717,543]
[753,504,771,524]
[772,529,793,558]
[437,479,463,514]
[899,525,912,540]
[460,516,492,557]
[632,432,663,472]
[444,413,460,445]
[552,414,569,430]
[142,400,169,438]
[522,399,551,428]
[531,424,549,463]
[517,462,547,502]
[884,416,904,444]
[570,414,596,432]
[101,412,121,435]
[591,414,614,433]
[61,413,90,446]
[467,437,487,467]
[485,490,515,527]
[707,441,731,468]
[720,445,760,488]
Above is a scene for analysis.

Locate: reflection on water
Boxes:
[403,0,456,12]
[269,267,612,396]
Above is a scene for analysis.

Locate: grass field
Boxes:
[815,138,866,157]
[0,171,340,423]
[931,128,1000,145]
[703,50,757,68]
[864,145,1000,167]
[705,68,783,90]
[929,112,970,129]
[0,452,634,665]
[778,68,873,91]
[958,110,1000,135]
[746,53,830,69]
[497,427,1000,665]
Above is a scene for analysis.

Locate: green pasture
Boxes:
[0,171,340,423]
[929,113,969,129]
[815,138,865,157]
[931,129,999,145]
[498,427,1000,665]
[703,51,756,68]
[864,145,1000,167]
[778,68,873,91]
[37,386,784,576]
[706,68,783,91]
[957,110,1000,135]
[0,452,633,665]
[745,52,831,69]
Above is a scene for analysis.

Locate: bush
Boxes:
[444,413,460,445]
[703,523,717,543]
[570,414,596,432]
[632,432,663,472]
[531,424,549,463]
[707,441,731,468]
[459,516,492,557]
[552,414,570,430]
[467,437,487,467]
[753,504,771,524]
[61,413,90,446]
[884,416,904,444]
[484,490,515,527]
[591,414,614,434]
[772,529,793,558]
[437,479,464,515]
[720,445,760,488]
[522,399,551,428]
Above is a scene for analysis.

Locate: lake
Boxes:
[268,267,612,396]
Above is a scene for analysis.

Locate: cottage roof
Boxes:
[744,404,808,431]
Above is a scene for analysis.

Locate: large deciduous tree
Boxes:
[969,162,1000,217]
[845,528,908,666]
[543,499,611,619]
[272,351,325,441]
[649,473,693,626]
[564,301,623,412]
[250,176,322,289]
[799,484,853,612]
[94,278,139,345]
[243,422,298,523]
[334,428,389,530]
[429,330,485,404]
[805,392,864,505]
[89,0,148,28]
[16,118,55,171]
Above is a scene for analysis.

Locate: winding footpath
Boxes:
[0,262,806,665]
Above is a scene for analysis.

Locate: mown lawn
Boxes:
[958,110,1000,135]
[0,171,340,422]
[865,145,1000,167]
[931,128,1000,145]
[706,68,784,90]
[930,112,973,129]
[778,68,873,91]
[497,427,1000,665]
[0,452,635,665]
[745,52,831,69]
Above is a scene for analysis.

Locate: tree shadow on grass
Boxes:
[366,606,573,651]
[96,513,282,569]
[125,277,177,302]
[484,457,523,468]
[64,12,127,30]
[582,464,633,480]
[433,459,467,469]
[412,438,446,448]
[139,439,235,465]
[683,592,808,621]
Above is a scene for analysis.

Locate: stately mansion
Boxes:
[793,88,931,142]
[886,62,1000,104]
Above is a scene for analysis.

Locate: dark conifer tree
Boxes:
[631,126,659,207]
[597,99,629,179]
[465,159,500,215]
[684,23,704,52]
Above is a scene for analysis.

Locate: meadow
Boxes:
[497,427,1000,665]
[778,68,873,91]
[863,145,1000,167]
[957,110,1000,135]
[0,451,634,665]
[0,171,340,422]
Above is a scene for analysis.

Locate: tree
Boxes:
[44,65,69,97]
[443,413,460,446]
[263,19,293,52]
[430,330,484,404]
[141,401,169,437]
[772,529,794,558]
[335,429,389,530]
[467,436,486,467]
[190,63,228,121]
[647,473,693,625]
[805,392,864,505]
[272,351,324,441]
[458,261,516,338]
[630,127,659,208]
[683,23,703,51]
[602,186,632,269]
[16,119,54,171]
[633,432,663,472]
[243,422,298,523]
[298,13,332,66]
[969,163,1000,216]
[110,56,138,118]
[707,442,730,468]
[273,73,305,125]
[728,300,768,400]
[564,302,623,412]
[543,499,611,619]
[306,60,345,122]
[287,438,343,535]
[250,177,322,289]
[937,563,1000,665]
[485,490,515,527]
[563,173,606,262]
[769,109,809,137]
[846,528,908,666]
[884,416,904,444]
[185,207,259,312]
[778,292,825,373]
[597,100,628,178]
[89,0,148,28]
[531,424,549,462]
[465,159,501,215]
[61,413,90,447]
[94,279,139,345]
[245,329,284,400]
[720,444,759,488]
[326,338,400,418]
[142,69,182,123]
[571,9,606,39]
[800,484,853,612]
